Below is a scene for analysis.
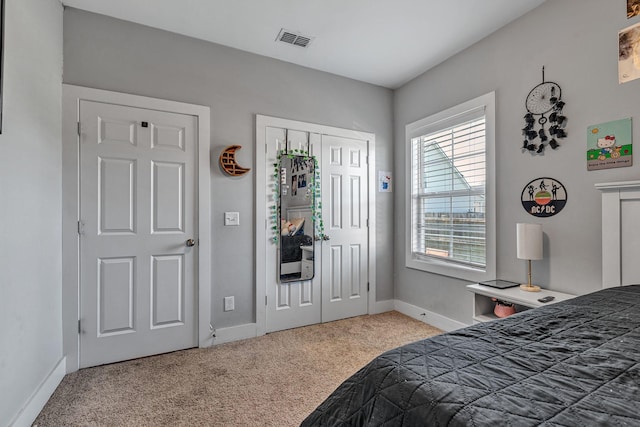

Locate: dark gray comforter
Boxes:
[302,285,640,426]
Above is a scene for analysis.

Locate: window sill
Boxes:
[406,255,494,283]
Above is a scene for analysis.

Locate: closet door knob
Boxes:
[186,239,196,247]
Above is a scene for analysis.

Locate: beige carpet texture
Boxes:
[34,311,442,426]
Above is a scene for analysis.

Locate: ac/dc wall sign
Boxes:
[521,177,567,217]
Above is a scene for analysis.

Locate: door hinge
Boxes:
[366,218,369,228]
[265,296,268,306]
[77,220,85,235]
[367,282,370,292]
[78,320,81,334]
[77,122,81,136]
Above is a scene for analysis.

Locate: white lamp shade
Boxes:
[517,223,543,261]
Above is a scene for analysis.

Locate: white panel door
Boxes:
[321,135,369,322]
[265,127,321,332]
[79,100,197,368]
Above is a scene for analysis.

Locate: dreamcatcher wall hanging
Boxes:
[522,67,568,154]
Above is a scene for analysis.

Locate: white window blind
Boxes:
[410,108,487,268]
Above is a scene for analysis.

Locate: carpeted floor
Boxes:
[34,311,442,426]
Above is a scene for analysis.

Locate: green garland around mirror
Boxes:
[270,149,325,244]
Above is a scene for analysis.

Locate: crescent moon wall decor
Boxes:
[219,145,251,176]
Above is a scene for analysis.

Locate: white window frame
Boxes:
[405,92,496,282]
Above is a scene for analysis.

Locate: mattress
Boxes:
[302,285,640,426]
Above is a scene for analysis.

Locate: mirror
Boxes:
[279,154,316,282]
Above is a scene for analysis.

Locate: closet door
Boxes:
[260,120,372,333]
[265,128,322,332]
[320,135,369,322]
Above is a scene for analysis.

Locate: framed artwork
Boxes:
[0,0,4,133]
[587,118,633,170]
[378,171,392,192]
[629,0,640,19]
[619,22,640,83]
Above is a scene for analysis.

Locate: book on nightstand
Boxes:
[478,279,520,289]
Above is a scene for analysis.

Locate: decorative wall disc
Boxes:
[521,177,567,217]
[219,145,251,176]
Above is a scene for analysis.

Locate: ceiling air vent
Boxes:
[276,29,313,48]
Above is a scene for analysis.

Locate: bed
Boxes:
[302,181,640,426]
[302,285,640,426]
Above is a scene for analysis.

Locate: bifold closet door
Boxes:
[265,127,322,333]
[263,126,370,333]
[320,135,369,323]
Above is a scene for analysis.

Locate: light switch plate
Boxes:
[224,212,240,226]
[224,296,235,311]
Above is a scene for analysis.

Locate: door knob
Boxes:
[322,235,330,241]
[186,239,196,247]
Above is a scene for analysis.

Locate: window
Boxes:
[405,92,495,282]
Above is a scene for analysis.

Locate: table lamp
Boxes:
[517,223,543,292]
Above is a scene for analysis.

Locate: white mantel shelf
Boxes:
[595,180,640,191]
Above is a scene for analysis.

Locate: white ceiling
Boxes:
[61,0,546,89]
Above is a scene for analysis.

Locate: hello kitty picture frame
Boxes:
[586,118,633,171]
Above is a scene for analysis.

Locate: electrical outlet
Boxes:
[224,296,235,311]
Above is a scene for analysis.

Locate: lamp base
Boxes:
[520,284,541,292]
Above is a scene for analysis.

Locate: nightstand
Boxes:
[466,283,575,324]
[300,245,314,280]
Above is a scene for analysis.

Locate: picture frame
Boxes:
[619,21,640,84]
[0,0,4,133]
[629,0,640,19]
[586,118,633,170]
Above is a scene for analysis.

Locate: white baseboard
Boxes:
[208,301,465,347]
[371,299,395,314]
[394,300,468,332]
[10,357,66,427]
[212,323,258,345]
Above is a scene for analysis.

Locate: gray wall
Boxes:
[0,0,63,424]
[394,0,640,325]
[63,8,394,329]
